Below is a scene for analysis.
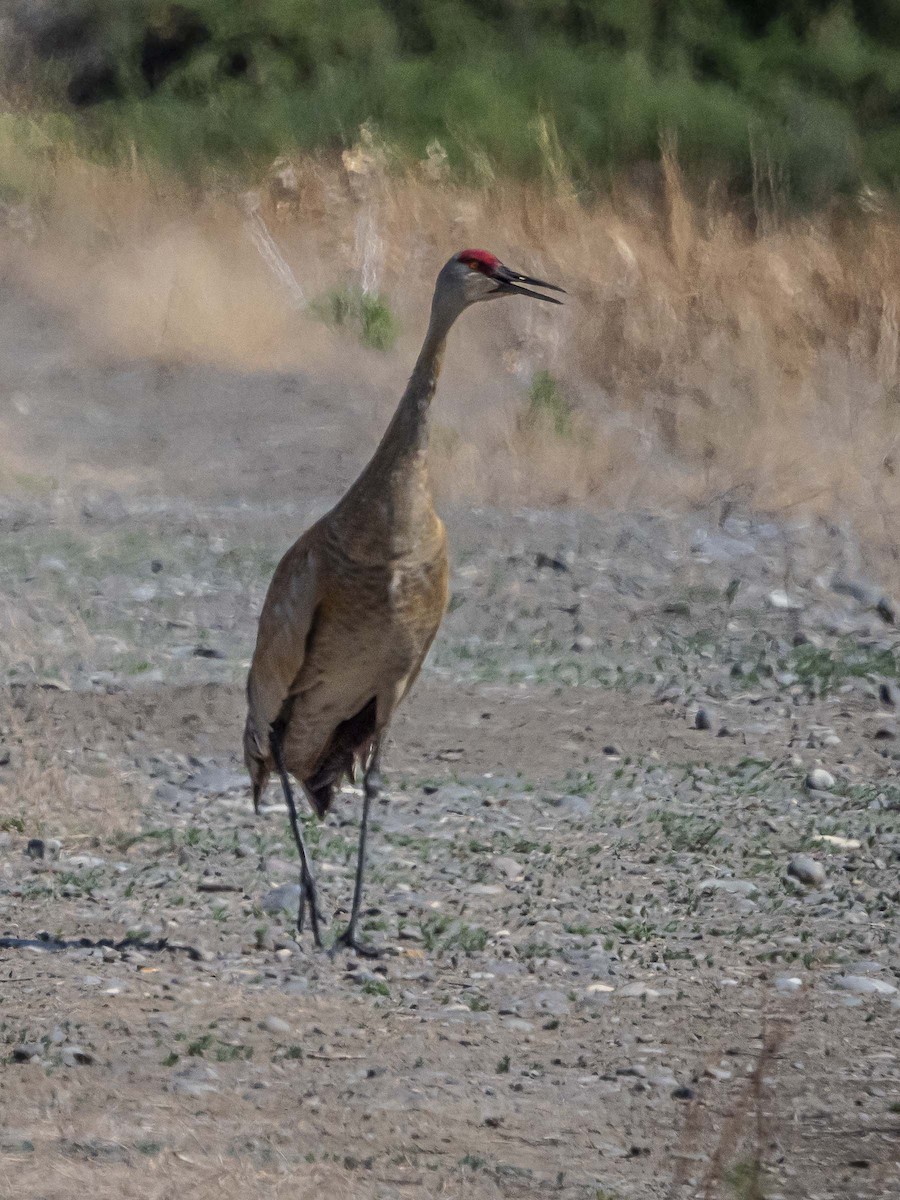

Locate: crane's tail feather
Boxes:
[303,696,379,818]
[243,718,270,814]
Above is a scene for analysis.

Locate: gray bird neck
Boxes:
[336,294,462,531]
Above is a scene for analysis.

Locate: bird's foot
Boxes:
[329,926,381,959]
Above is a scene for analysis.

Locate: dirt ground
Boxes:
[1,276,899,1199]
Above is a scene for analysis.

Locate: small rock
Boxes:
[260,884,302,915]
[648,1072,678,1088]
[193,645,226,660]
[61,1045,94,1066]
[694,708,712,731]
[847,960,885,975]
[879,681,900,708]
[672,1085,695,1101]
[572,635,595,653]
[535,552,568,573]
[699,878,758,897]
[805,768,835,791]
[813,834,860,850]
[616,982,660,999]
[25,839,44,860]
[532,990,570,1017]
[493,857,523,880]
[705,1065,732,1082]
[775,976,803,993]
[833,975,897,997]
[261,1014,291,1035]
[768,590,802,611]
[877,597,896,624]
[11,1045,42,1063]
[787,855,826,887]
[65,855,105,870]
[503,1018,534,1033]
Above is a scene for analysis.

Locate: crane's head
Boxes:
[434,249,564,322]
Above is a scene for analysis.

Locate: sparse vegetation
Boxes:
[4,141,900,557]
[519,371,573,439]
[311,285,399,352]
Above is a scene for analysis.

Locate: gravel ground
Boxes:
[1,496,900,1200]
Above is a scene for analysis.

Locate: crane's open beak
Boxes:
[493,264,565,304]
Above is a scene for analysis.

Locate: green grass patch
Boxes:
[311,286,399,351]
[520,371,573,438]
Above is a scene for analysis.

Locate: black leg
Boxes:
[331,746,382,958]
[270,721,324,949]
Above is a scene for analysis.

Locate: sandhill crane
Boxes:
[244,249,564,955]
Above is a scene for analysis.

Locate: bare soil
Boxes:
[1,278,899,1200]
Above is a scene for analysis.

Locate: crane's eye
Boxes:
[465,258,482,271]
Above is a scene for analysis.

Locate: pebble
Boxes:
[879,681,900,708]
[847,960,885,975]
[648,1072,678,1088]
[12,1045,42,1063]
[787,855,826,887]
[694,708,712,731]
[805,768,835,791]
[833,975,897,997]
[616,982,660,999]
[813,833,860,850]
[699,878,758,896]
[532,990,570,1017]
[775,976,803,993]
[261,1014,291,1035]
[260,884,302,915]
[493,857,524,880]
[768,590,802,611]
[25,839,45,860]
[705,1065,733,1082]
[503,1018,534,1033]
[61,1045,94,1066]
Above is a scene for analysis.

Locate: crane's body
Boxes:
[244,248,562,955]
[245,482,448,818]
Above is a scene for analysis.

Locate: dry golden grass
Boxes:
[4,140,900,563]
